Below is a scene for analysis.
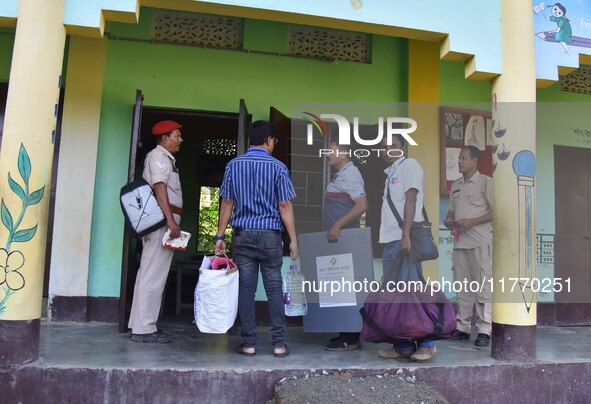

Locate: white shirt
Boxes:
[379,157,424,243]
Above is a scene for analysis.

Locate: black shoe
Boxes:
[325,336,360,351]
[131,330,170,343]
[453,330,470,340]
[475,333,490,347]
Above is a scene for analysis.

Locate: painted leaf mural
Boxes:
[0,143,45,316]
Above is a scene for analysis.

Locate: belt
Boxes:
[234,228,281,236]
[171,205,183,215]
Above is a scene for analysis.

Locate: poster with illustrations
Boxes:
[464,115,486,151]
[439,107,493,195]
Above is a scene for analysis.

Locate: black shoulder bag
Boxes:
[386,187,439,262]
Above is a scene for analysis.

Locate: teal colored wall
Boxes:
[0,0,18,20]
[63,0,137,29]
[0,29,15,81]
[537,82,591,238]
[88,9,409,296]
[535,83,591,301]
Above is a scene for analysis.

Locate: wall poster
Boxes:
[440,107,494,195]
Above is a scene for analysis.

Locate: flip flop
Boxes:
[273,345,289,358]
[235,343,256,357]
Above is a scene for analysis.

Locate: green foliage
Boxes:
[197,187,232,253]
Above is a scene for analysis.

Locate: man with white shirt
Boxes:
[377,134,436,361]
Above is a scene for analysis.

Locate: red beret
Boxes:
[152,120,182,136]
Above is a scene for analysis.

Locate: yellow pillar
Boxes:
[0,0,65,365]
[408,40,440,281]
[490,0,537,361]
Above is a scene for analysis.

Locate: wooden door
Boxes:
[554,145,591,325]
[237,99,251,155]
[119,89,144,332]
[0,82,7,143]
[269,106,291,168]
[269,107,293,255]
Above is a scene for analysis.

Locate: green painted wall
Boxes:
[440,61,491,103]
[89,10,409,296]
[0,29,15,81]
[0,29,69,82]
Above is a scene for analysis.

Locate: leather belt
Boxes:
[171,205,183,215]
[234,228,281,236]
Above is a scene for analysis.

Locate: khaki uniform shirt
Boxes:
[448,171,492,249]
[142,145,183,209]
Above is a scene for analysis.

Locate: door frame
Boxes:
[118,95,250,331]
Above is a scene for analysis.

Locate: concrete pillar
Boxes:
[48,37,107,321]
[0,0,65,366]
[408,40,440,281]
[490,0,537,361]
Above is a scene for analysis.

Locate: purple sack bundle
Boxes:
[359,252,456,343]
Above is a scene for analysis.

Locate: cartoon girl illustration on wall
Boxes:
[535,3,573,54]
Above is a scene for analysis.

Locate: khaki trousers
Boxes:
[128,217,178,334]
[452,245,492,335]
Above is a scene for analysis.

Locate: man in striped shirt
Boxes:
[215,121,298,358]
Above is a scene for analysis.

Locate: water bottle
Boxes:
[284,260,308,316]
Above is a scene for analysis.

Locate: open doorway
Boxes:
[119,93,251,331]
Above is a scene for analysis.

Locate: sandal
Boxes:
[273,344,289,358]
[235,343,256,356]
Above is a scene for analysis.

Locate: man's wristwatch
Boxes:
[213,235,225,241]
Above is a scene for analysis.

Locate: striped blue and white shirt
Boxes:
[220,147,296,230]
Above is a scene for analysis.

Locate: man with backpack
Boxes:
[128,120,183,343]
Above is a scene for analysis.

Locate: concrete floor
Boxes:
[37,317,591,371]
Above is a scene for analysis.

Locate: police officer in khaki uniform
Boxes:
[444,145,493,347]
[129,120,183,343]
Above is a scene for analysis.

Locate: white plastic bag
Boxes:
[194,266,238,334]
